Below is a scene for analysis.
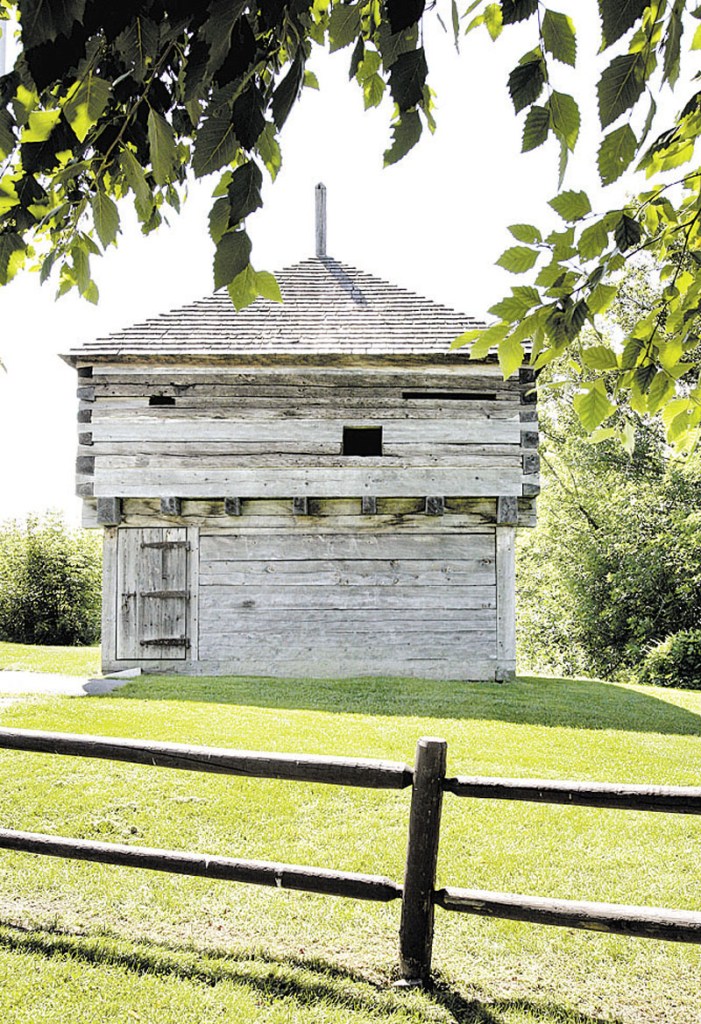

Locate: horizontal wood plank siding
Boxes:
[80,363,536,502]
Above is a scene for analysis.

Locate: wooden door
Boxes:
[116,528,190,660]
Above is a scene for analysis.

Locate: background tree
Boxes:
[0,513,102,645]
[0,1,700,445]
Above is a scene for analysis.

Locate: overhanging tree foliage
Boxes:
[0,1,700,447]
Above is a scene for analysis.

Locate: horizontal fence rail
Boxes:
[443,775,701,814]
[435,887,701,944]
[0,828,401,902]
[0,727,413,790]
[0,727,700,986]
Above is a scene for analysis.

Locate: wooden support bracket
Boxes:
[425,496,445,517]
[97,498,122,527]
[497,496,518,526]
[161,497,182,516]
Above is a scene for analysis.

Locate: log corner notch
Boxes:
[496,496,518,526]
[97,497,122,526]
[161,497,182,516]
[398,737,447,987]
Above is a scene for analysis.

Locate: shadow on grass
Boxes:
[110,674,701,737]
[0,923,622,1024]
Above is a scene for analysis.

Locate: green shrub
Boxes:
[0,514,102,646]
[637,630,701,690]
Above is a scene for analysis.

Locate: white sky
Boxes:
[0,7,684,524]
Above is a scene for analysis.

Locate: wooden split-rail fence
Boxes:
[0,728,700,983]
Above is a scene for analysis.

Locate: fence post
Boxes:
[398,736,447,986]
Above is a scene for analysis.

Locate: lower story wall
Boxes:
[100,498,517,681]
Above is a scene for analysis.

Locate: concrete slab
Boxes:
[0,672,131,697]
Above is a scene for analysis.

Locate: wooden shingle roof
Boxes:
[63,255,485,365]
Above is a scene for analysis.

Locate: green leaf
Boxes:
[64,74,110,143]
[597,124,637,185]
[501,0,538,25]
[271,55,304,129]
[497,245,539,273]
[647,370,674,414]
[255,270,282,302]
[304,70,319,90]
[547,91,580,150]
[599,0,647,48]
[363,74,385,109]
[0,233,25,285]
[388,48,428,111]
[509,223,542,244]
[578,220,609,260]
[147,109,178,185]
[227,160,263,223]
[120,147,153,219]
[453,320,510,357]
[662,0,684,88]
[192,113,239,178]
[614,213,641,252]
[0,111,15,160]
[384,110,422,166]
[621,336,643,369]
[522,104,549,151]
[91,190,120,248]
[542,10,576,66]
[214,229,252,290]
[508,58,545,113]
[588,283,617,315]
[329,3,361,52]
[573,381,615,431]
[21,0,86,49]
[484,3,503,39]
[548,189,591,222]
[22,109,61,142]
[498,334,524,378]
[634,363,657,394]
[114,17,159,83]
[581,345,617,370]
[228,263,258,309]
[597,53,645,129]
[489,287,540,319]
[349,36,365,79]
[257,122,282,181]
[208,196,230,244]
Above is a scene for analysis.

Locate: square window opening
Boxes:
[343,426,383,457]
[149,395,176,406]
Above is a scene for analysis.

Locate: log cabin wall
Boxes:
[76,357,538,681]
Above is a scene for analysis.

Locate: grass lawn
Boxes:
[0,673,699,1023]
[0,641,101,676]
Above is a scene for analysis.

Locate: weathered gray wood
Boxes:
[399,738,447,983]
[495,527,516,680]
[199,563,496,589]
[77,365,94,378]
[101,529,118,668]
[76,481,94,497]
[116,528,189,661]
[197,586,496,610]
[94,466,524,499]
[496,496,518,526]
[425,496,444,516]
[78,431,93,446]
[200,531,495,561]
[361,496,377,515]
[97,497,122,526]
[444,776,701,814]
[160,497,182,516]
[0,728,413,789]
[76,385,95,402]
[292,497,309,516]
[521,431,539,449]
[224,497,242,516]
[522,482,541,497]
[0,828,402,902]
[315,182,327,256]
[77,408,92,423]
[76,455,95,475]
[435,887,701,944]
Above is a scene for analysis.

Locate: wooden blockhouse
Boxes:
[62,189,539,680]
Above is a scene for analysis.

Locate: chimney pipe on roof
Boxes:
[315,182,327,257]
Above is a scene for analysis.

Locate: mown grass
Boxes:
[0,641,101,676]
[0,673,699,1023]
